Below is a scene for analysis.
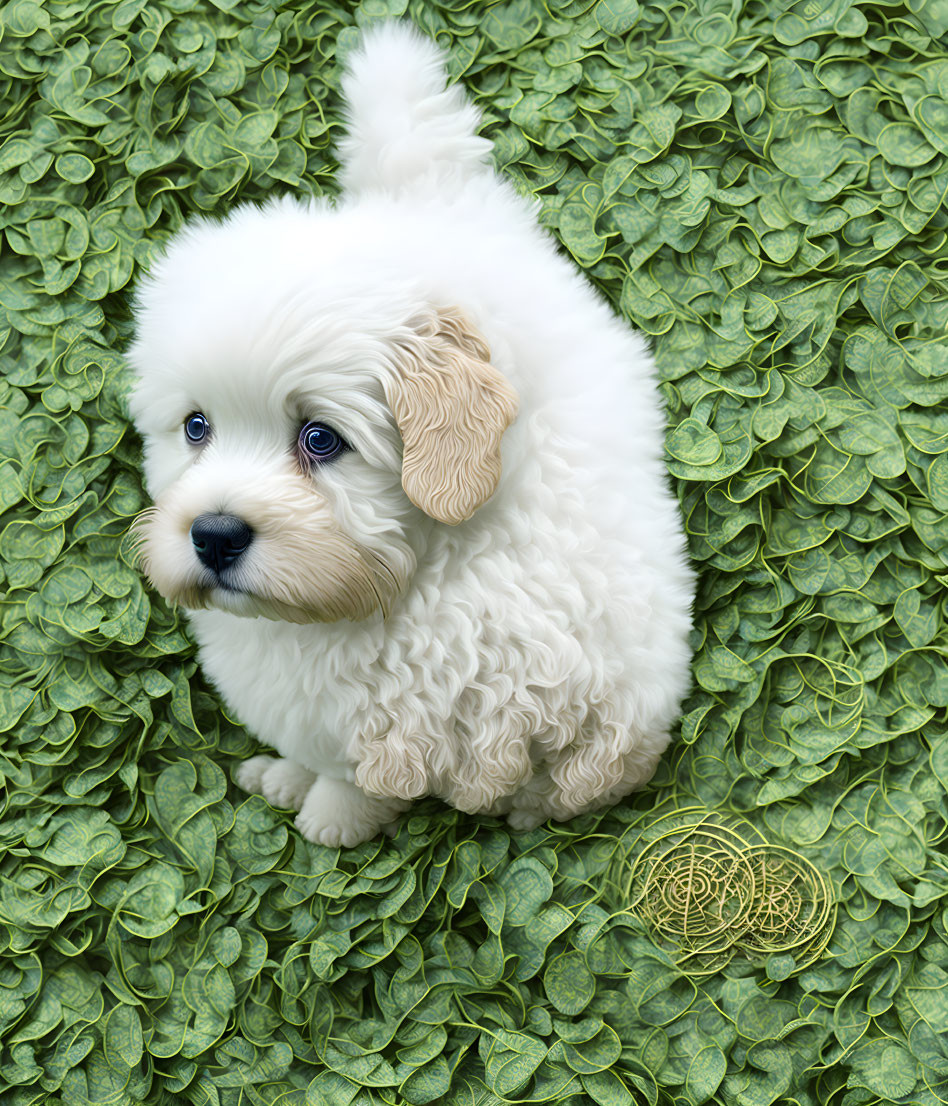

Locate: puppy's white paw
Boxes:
[235,755,278,795]
[235,755,317,812]
[261,759,318,811]
[295,776,405,848]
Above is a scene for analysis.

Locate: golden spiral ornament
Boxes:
[626,811,835,977]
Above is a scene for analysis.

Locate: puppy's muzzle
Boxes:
[190,513,254,576]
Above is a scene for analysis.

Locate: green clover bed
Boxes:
[2,1,948,1103]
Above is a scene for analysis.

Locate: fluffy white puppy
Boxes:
[126,22,695,847]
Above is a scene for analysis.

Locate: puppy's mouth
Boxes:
[201,573,269,620]
[183,547,398,624]
[208,573,243,594]
[188,567,258,614]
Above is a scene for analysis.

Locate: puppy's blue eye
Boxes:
[185,413,209,443]
[299,421,349,464]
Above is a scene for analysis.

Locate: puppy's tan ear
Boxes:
[384,307,518,525]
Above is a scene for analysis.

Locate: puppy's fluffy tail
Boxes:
[337,22,494,196]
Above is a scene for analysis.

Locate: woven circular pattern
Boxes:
[628,815,835,978]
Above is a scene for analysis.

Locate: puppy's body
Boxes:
[128,25,694,846]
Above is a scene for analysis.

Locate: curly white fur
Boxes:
[125,22,695,847]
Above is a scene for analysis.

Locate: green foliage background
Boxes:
[2,0,948,1102]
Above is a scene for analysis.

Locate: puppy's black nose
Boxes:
[190,514,253,575]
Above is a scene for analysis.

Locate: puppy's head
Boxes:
[125,202,518,624]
